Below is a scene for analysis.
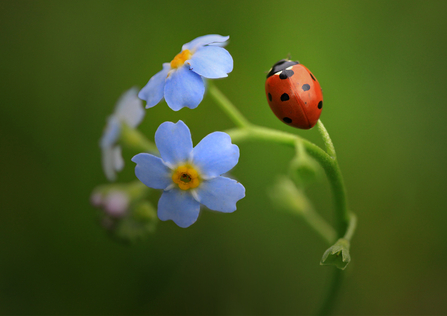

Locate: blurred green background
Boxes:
[1,0,447,314]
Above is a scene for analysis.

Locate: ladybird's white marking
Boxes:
[286,66,293,70]
[274,71,282,76]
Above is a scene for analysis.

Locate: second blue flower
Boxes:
[132,120,245,228]
[139,34,233,111]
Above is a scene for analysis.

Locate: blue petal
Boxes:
[164,65,205,110]
[158,189,201,228]
[101,145,124,181]
[100,116,120,148]
[195,176,245,213]
[139,63,170,109]
[112,146,124,171]
[101,146,116,181]
[132,153,172,189]
[188,46,233,79]
[182,34,229,52]
[192,132,239,178]
[115,87,145,128]
[155,121,193,167]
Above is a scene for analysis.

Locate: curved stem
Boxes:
[318,213,357,315]
[209,84,353,316]
[226,126,331,162]
[226,125,350,237]
[303,208,337,245]
[318,269,343,316]
[323,159,349,237]
[120,123,158,153]
[207,84,349,234]
[317,120,336,159]
[344,213,357,241]
[207,82,251,128]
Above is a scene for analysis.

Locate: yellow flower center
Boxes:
[172,165,201,190]
[170,49,192,69]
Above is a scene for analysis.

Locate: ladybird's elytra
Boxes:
[265,59,323,129]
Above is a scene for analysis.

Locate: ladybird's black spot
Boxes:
[318,101,323,109]
[279,69,294,79]
[302,84,310,91]
[268,92,272,102]
[266,59,299,78]
[310,73,316,81]
[283,117,292,123]
[280,93,289,101]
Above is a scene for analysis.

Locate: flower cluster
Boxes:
[92,31,356,300]
[96,35,244,229]
[91,182,157,241]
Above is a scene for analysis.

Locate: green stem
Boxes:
[318,213,357,316]
[207,82,350,237]
[317,269,343,316]
[317,120,336,159]
[344,213,357,241]
[226,126,327,159]
[120,123,158,153]
[324,158,349,237]
[226,125,349,237]
[207,82,251,128]
[209,83,353,316]
[303,208,337,245]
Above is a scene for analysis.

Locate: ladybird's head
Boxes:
[266,59,299,78]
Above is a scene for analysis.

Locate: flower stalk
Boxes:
[208,83,357,316]
[207,82,251,128]
[120,122,158,153]
[209,85,353,238]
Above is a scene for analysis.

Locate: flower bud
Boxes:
[115,201,158,242]
[320,238,351,270]
[91,181,157,242]
[268,176,312,215]
[289,142,321,187]
[133,201,157,222]
[103,190,129,218]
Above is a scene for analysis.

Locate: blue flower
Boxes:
[132,120,245,228]
[100,88,145,181]
[139,34,233,111]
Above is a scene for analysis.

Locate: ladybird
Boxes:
[265,59,323,129]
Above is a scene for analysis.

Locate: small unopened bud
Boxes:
[289,142,321,187]
[103,190,129,217]
[91,181,156,242]
[268,176,312,215]
[133,201,157,222]
[320,238,351,270]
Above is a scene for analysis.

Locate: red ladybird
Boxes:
[265,59,323,129]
